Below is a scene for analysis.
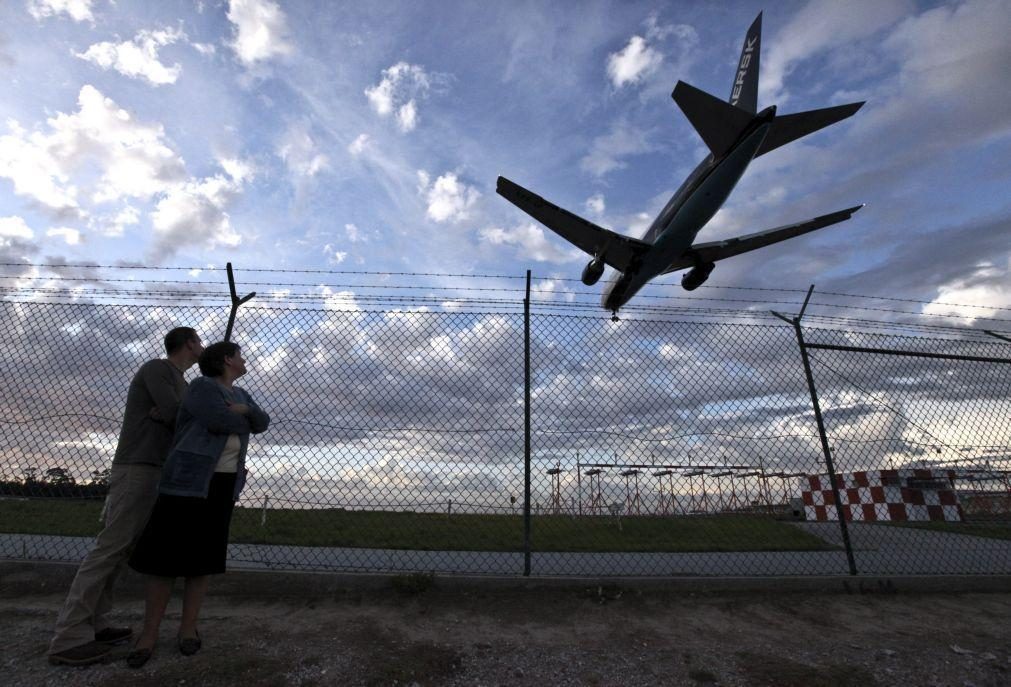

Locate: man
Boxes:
[48,327,204,666]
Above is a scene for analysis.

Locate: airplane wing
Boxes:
[661,204,864,273]
[496,176,651,273]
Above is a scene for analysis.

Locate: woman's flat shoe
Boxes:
[126,647,153,669]
[178,631,201,656]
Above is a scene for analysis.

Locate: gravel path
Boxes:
[2,564,1010,686]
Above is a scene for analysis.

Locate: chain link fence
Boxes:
[1,296,1009,576]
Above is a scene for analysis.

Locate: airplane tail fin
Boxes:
[729,12,761,113]
[672,81,752,158]
[754,101,865,157]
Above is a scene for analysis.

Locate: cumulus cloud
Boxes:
[921,259,1011,324]
[531,278,576,303]
[219,158,254,184]
[0,121,79,215]
[585,193,605,216]
[278,123,329,179]
[345,223,364,243]
[149,158,253,257]
[396,99,417,132]
[91,205,139,238]
[607,36,663,88]
[417,171,480,223]
[227,0,293,66]
[580,119,652,177]
[0,217,38,261]
[365,62,433,133]
[478,223,580,263]
[76,27,186,86]
[0,216,34,242]
[606,14,696,89]
[627,211,652,236]
[347,133,370,156]
[323,244,347,265]
[46,227,82,245]
[0,85,186,215]
[27,0,94,22]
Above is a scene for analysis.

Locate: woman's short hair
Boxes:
[164,327,198,355]
[199,342,241,377]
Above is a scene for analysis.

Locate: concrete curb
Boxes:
[3,559,1009,599]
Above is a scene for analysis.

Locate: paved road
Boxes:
[3,523,1009,576]
[794,521,1011,575]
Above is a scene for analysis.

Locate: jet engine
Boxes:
[681,262,715,290]
[581,258,605,286]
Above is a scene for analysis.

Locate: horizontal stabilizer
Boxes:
[672,81,753,158]
[496,176,650,273]
[662,204,864,273]
[755,102,864,157]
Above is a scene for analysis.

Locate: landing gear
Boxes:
[610,311,620,322]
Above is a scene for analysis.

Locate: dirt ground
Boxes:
[2,565,1009,687]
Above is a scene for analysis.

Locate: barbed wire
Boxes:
[3,284,1010,342]
[3,284,1010,326]
[4,262,1010,313]
[1,295,1006,343]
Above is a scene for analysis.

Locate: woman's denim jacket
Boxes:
[159,376,270,500]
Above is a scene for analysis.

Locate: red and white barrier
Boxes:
[800,469,963,522]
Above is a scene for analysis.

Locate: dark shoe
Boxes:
[178,630,201,656]
[48,641,111,666]
[126,646,153,669]
[95,626,132,644]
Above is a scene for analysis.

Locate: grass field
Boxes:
[0,498,839,552]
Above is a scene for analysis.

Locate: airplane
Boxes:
[496,12,865,318]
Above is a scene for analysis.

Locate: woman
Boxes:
[126,341,269,668]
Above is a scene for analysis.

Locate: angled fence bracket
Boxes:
[983,330,1011,344]
[224,262,256,343]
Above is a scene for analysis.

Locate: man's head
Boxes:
[164,327,203,367]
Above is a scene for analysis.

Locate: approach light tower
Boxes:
[682,469,713,513]
[546,463,564,515]
[620,469,642,516]
[584,468,604,515]
[652,469,675,516]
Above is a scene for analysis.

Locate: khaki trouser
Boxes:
[48,463,162,654]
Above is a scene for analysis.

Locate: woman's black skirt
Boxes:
[129,472,237,577]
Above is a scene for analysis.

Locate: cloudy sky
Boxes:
[2,0,1010,514]
[0,0,1009,316]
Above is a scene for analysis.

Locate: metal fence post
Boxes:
[523,269,532,576]
[223,262,256,342]
[774,286,858,576]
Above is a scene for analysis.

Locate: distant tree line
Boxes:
[0,466,110,498]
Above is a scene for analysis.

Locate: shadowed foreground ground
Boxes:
[2,563,1009,687]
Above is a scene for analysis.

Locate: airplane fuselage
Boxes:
[601,106,775,312]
